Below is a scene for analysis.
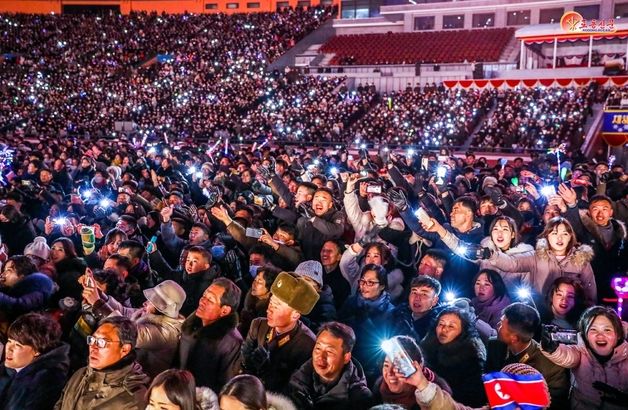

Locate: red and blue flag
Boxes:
[483,372,549,410]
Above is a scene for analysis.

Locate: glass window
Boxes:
[443,14,464,29]
[472,13,495,28]
[247,2,260,8]
[277,1,289,9]
[615,2,628,19]
[205,3,218,9]
[298,0,311,7]
[539,8,564,24]
[414,16,435,30]
[507,10,531,26]
[226,3,239,9]
[575,5,599,20]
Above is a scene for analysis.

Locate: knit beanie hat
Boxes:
[294,260,324,288]
[24,236,51,261]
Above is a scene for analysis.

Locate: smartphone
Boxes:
[245,227,263,239]
[550,329,579,345]
[84,275,95,289]
[366,184,382,194]
[381,338,416,377]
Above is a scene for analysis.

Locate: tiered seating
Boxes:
[320,28,514,65]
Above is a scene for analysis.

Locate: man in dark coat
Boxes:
[289,322,373,410]
[296,188,346,260]
[177,278,242,393]
[392,275,443,341]
[486,303,569,410]
[293,260,337,333]
[240,272,320,393]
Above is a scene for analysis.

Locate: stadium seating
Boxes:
[320,28,515,65]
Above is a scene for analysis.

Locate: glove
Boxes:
[489,189,506,209]
[299,202,315,219]
[245,345,271,373]
[257,165,274,181]
[541,325,560,354]
[290,161,305,175]
[387,187,408,212]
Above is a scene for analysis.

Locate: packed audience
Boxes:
[472,85,600,151]
[0,128,626,409]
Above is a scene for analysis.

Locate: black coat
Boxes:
[177,312,242,393]
[240,318,316,393]
[289,358,373,410]
[0,218,36,256]
[420,331,487,407]
[338,292,396,384]
[296,209,346,260]
[391,303,444,342]
[53,257,87,303]
[238,291,270,337]
[0,343,70,410]
[302,285,337,334]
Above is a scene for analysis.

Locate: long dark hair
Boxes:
[220,375,267,410]
[473,268,509,300]
[146,369,198,410]
[52,237,78,260]
[544,277,586,325]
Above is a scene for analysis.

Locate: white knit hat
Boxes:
[24,236,51,261]
[294,260,324,288]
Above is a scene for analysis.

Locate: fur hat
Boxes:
[271,272,320,315]
[294,260,323,288]
[24,236,51,261]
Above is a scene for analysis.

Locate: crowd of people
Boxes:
[0,127,626,409]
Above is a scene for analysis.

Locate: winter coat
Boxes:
[486,339,570,409]
[564,206,628,300]
[0,343,70,410]
[177,312,242,393]
[343,190,405,243]
[323,264,351,309]
[477,237,533,288]
[240,318,316,393]
[267,392,298,410]
[91,295,183,378]
[0,218,36,256]
[391,303,444,342]
[238,291,271,337]
[296,208,346,260]
[289,358,373,410]
[54,354,150,410]
[301,285,337,334]
[53,257,88,303]
[542,338,628,410]
[339,248,405,301]
[0,272,55,318]
[420,331,487,407]
[338,292,396,383]
[488,238,597,305]
[414,381,480,410]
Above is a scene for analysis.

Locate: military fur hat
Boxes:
[271,272,320,315]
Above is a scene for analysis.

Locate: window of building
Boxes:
[341,0,381,19]
[615,2,628,19]
[298,0,311,7]
[443,14,464,29]
[507,10,531,26]
[247,2,260,8]
[414,16,435,30]
[472,13,495,28]
[277,1,289,9]
[205,3,218,9]
[575,5,599,20]
[539,8,563,24]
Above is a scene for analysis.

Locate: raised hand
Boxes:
[387,187,408,212]
[558,183,577,207]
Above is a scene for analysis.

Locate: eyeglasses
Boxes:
[86,336,122,349]
[359,279,380,287]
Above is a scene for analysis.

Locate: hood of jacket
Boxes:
[13,343,70,377]
[535,238,594,267]
[8,272,55,297]
[267,392,298,410]
[580,213,627,249]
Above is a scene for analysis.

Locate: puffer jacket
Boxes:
[487,239,597,305]
[542,338,628,410]
[91,294,183,378]
[54,354,149,410]
[343,191,405,242]
[289,358,373,410]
